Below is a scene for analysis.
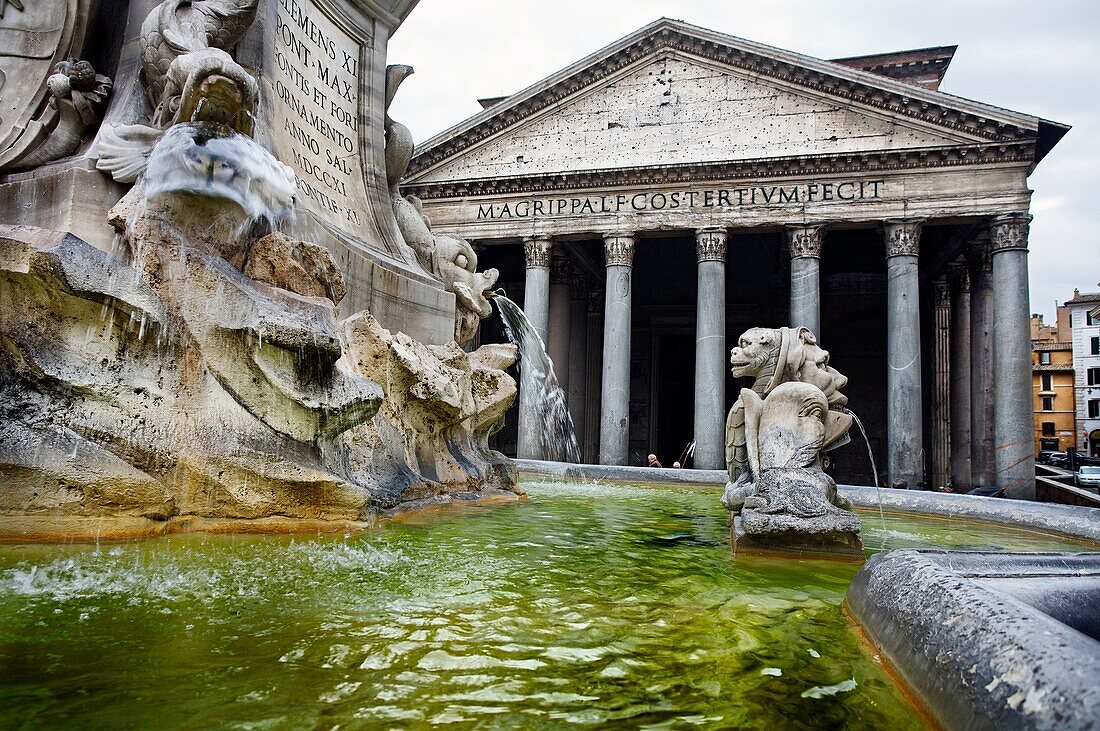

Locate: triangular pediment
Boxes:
[411,53,984,184]
[405,19,1056,186]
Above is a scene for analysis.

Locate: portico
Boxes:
[400,19,1066,495]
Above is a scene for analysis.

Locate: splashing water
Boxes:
[492,294,579,462]
[144,122,297,226]
[845,407,887,543]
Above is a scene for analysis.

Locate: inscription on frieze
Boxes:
[475,179,885,220]
[268,0,369,232]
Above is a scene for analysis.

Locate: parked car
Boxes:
[1075,465,1100,488]
[1037,451,1060,465]
[1047,453,1070,469]
[1077,456,1100,468]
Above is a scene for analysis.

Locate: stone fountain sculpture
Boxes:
[721,327,863,556]
[384,64,499,347]
[0,0,519,539]
[0,60,113,172]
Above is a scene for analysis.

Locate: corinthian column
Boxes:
[584,289,603,464]
[787,224,824,335]
[948,263,972,490]
[885,220,923,488]
[600,232,635,466]
[547,255,572,394]
[693,227,727,470]
[567,270,589,453]
[967,239,995,487]
[517,236,552,460]
[932,277,951,488]
[990,212,1035,499]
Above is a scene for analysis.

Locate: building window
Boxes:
[1090,400,1100,419]
[1042,396,1054,411]
[1092,337,1100,355]
[1041,373,1053,391]
[1040,351,1051,364]
[1042,422,1056,436]
[1089,367,1100,386]
[1089,311,1099,326]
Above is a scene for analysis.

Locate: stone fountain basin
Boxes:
[517,458,1100,730]
[848,550,1100,731]
[1,471,1093,729]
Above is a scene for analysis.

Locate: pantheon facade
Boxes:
[401,19,1067,497]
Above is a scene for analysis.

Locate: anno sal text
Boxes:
[476,180,885,220]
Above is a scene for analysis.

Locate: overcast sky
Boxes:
[388,0,1099,320]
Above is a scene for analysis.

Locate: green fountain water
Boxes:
[0,478,1089,729]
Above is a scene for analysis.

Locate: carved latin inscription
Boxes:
[268,0,370,233]
[476,180,886,220]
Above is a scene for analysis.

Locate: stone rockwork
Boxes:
[0,211,519,539]
[0,0,520,539]
[341,312,518,508]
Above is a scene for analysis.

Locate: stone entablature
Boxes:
[401,20,1061,256]
[409,166,1031,240]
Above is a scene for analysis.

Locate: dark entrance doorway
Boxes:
[652,331,695,467]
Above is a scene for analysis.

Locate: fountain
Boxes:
[721,326,864,557]
[0,0,519,538]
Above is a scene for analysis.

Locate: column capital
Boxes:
[965,239,992,275]
[884,219,923,257]
[695,227,727,262]
[933,276,950,307]
[989,212,1031,254]
[570,268,588,298]
[550,254,572,284]
[603,231,635,267]
[786,224,825,259]
[587,288,603,312]
[523,236,553,269]
[948,262,970,293]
